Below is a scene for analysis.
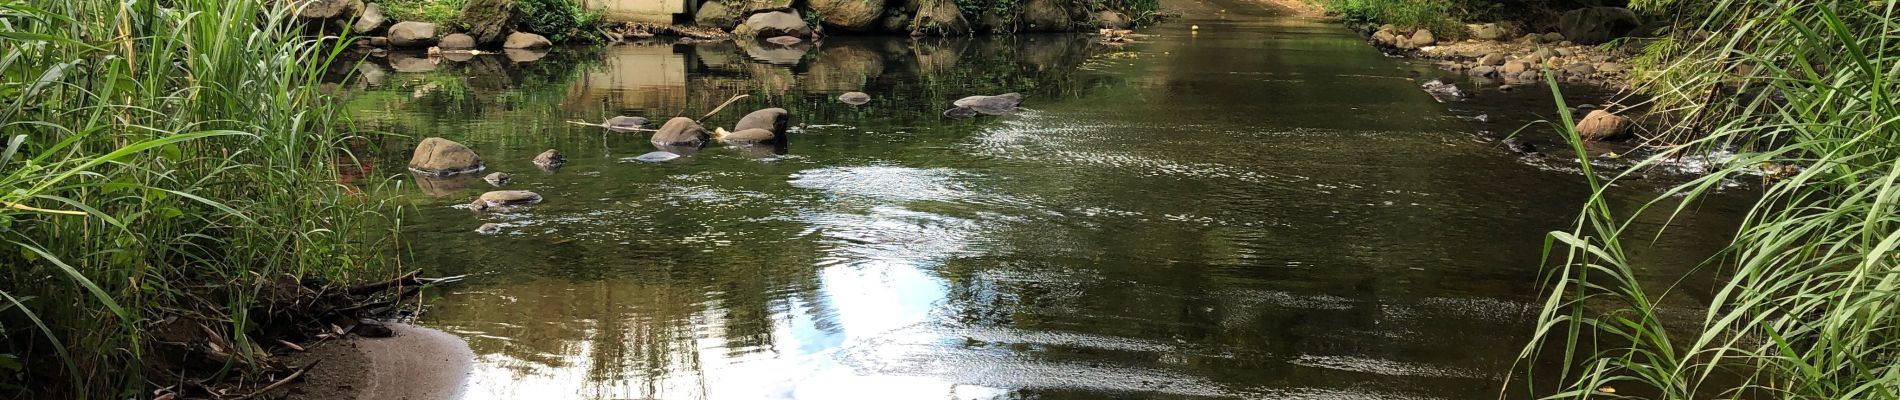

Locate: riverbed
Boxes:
[346,1,1746,398]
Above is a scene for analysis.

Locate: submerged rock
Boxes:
[631,151,682,162]
[943,106,979,119]
[652,117,711,147]
[532,149,565,167]
[1503,137,1538,154]
[603,116,649,132]
[470,190,542,211]
[476,223,503,235]
[1420,78,1464,101]
[408,137,483,176]
[953,93,1022,115]
[483,171,510,186]
[734,108,790,135]
[1576,110,1634,141]
[839,92,871,105]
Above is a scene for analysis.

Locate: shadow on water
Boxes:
[339,15,1749,400]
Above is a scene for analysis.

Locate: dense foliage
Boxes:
[0,0,393,397]
[514,0,604,43]
[382,0,470,26]
[1529,1,1900,398]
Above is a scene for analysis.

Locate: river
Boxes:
[345,1,1746,398]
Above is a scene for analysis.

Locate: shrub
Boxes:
[382,0,470,26]
[514,0,604,43]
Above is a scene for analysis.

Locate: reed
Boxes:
[0,0,394,396]
[1524,1,1900,398]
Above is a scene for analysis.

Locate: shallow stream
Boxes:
[347,2,1747,398]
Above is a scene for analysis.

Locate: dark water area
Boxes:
[342,2,1750,398]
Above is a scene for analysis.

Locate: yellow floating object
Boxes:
[1191,25,1200,30]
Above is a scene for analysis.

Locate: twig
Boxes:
[232,360,319,400]
[4,201,86,215]
[699,94,750,121]
[348,269,420,296]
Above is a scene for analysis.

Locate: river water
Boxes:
[347,2,1745,399]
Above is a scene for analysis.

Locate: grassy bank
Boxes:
[0,1,394,397]
[1524,0,1900,398]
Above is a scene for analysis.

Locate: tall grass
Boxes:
[1523,1,1900,398]
[1,0,393,397]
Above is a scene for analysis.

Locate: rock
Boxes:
[1420,79,1464,100]
[810,0,881,32]
[1478,52,1507,66]
[630,151,682,162]
[1519,33,1544,44]
[1564,63,1596,78]
[459,0,517,46]
[1097,10,1131,29]
[716,128,779,144]
[439,33,477,50]
[477,190,543,206]
[293,0,355,19]
[604,116,649,131]
[1559,7,1639,45]
[1469,65,1498,77]
[1575,110,1634,141]
[734,108,789,134]
[367,36,390,47]
[503,32,551,49]
[353,319,395,338]
[1372,30,1399,46]
[1503,137,1538,154]
[353,2,386,34]
[503,48,547,62]
[408,137,483,176]
[839,92,871,105]
[1393,36,1416,49]
[912,0,968,35]
[1514,70,1540,81]
[1470,23,1508,40]
[355,62,389,87]
[1543,32,1566,43]
[735,11,812,39]
[953,93,1022,114]
[765,35,803,45]
[652,117,711,147]
[483,172,510,186]
[532,149,564,167]
[942,106,978,119]
[1596,62,1626,74]
[387,22,439,48]
[1503,61,1534,75]
[1020,0,1073,31]
[1409,29,1436,47]
[476,223,503,235]
[694,0,739,29]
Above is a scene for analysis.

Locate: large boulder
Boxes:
[954,93,1021,114]
[1409,29,1436,47]
[460,0,518,46]
[1469,23,1508,41]
[652,117,711,147]
[503,32,552,49]
[387,22,439,48]
[1559,7,1639,45]
[1020,0,1073,31]
[439,33,477,50]
[735,11,812,38]
[1575,110,1634,141]
[408,137,484,175]
[694,0,739,29]
[1096,10,1131,29]
[292,0,355,19]
[734,108,790,134]
[353,2,386,34]
[810,0,882,32]
[913,0,969,35]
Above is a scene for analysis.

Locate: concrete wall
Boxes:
[580,0,690,23]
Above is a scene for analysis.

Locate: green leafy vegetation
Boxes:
[0,0,394,397]
[514,0,604,43]
[382,0,470,26]
[1526,1,1900,398]
[1318,0,1459,35]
